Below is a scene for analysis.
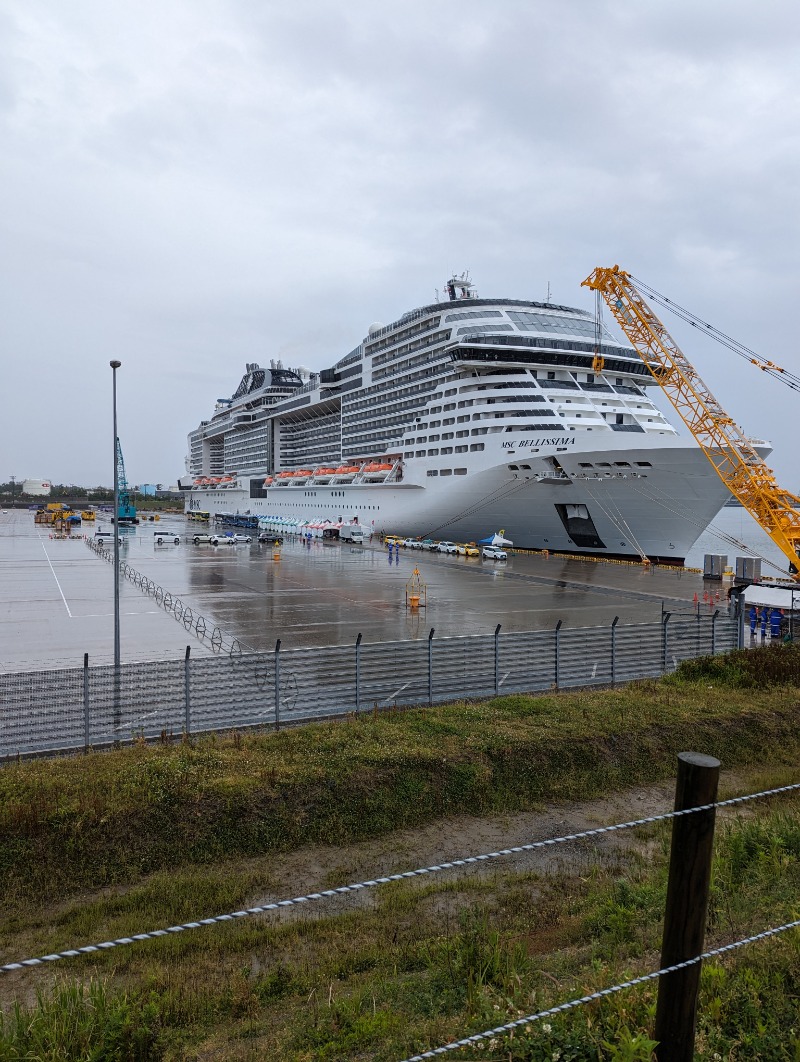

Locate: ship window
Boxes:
[427,469,438,476]
[415,450,425,457]
[454,467,467,474]
[547,371,555,380]
[442,432,454,439]
[443,418,455,425]
[429,433,440,442]
[456,430,468,438]
[441,447,453,454]
[444,389,457,396]
[429,420,441,427]
[416,436,427,443]
[614,462,631,467]
[520,464,531,469]
[508,465,519,470]
[427,448,439,456]
[635,461,652,467]
[404,452,414,458]
[615,414,624,424]
[579,462,593,468]
[440,468,453,475]
[430,406,441,414]
[455,445,468,453]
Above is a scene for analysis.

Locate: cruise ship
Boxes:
[181,275,750,564]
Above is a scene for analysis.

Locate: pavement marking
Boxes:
[38,538,73,618]
[79,612,162,618]
[385,681,411,703]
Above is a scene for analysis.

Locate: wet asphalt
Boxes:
[0,509,720,671]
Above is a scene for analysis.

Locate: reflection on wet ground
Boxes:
[0,510,719,669]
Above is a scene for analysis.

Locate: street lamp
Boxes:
[110,360,121,671]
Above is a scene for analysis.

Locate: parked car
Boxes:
[210,532,252,545]
[457,543,480,556]
[419,539,438,551]
[384,535,404,547]
[482,544,508,561]
[258,532,284,544]
[155,530,181,545]
[437,541,459,554]
[191,533,214,544]
[95,529,122,546]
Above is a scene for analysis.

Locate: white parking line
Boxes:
[38,539,72,618]
[385,681,410,703]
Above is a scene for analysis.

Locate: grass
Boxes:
[2,648,800,905]
[0,646,799,1058]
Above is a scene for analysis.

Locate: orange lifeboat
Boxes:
[277,471,294,479]
[293,469,313,477]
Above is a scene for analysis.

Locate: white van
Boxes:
[154,530,181,545]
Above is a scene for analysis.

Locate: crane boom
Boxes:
[115,439,137,523]
[582,265,800,576]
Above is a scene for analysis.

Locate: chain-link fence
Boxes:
[0,611,738,759]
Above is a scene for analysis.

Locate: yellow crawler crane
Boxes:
[582,265,800,576]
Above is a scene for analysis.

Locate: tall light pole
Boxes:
[110,360,121,671]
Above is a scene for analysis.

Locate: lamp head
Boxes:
[110,360,121,369]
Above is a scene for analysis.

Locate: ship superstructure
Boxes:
[182,275,756,563]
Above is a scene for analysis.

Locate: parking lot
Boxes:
[0,508,720,671]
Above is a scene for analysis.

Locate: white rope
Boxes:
[399,918,800,1060]
[1,781,798,975]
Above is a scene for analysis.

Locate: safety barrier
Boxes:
[0,609,737,759]
[85,538,247,657]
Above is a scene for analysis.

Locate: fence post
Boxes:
[610,616,619,687]
[83,652,90,753]
[355,632,362,712]
[494,623,501,696]
[554,620,562,688]
[184,646,191,735]
[662,612,671,673]
[711,609,718,655]
[274,639,281,730]
[654,752,720,1061]
[428,627,435,705]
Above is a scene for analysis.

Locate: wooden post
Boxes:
[654,751,720,1061]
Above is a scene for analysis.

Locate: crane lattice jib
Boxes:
[582,265,800,576]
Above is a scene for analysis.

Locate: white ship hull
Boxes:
[182,280,769,565]
[186,431,733,564]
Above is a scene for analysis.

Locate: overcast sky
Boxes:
[2,0,799,489]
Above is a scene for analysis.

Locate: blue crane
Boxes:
[115,439,138,523]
